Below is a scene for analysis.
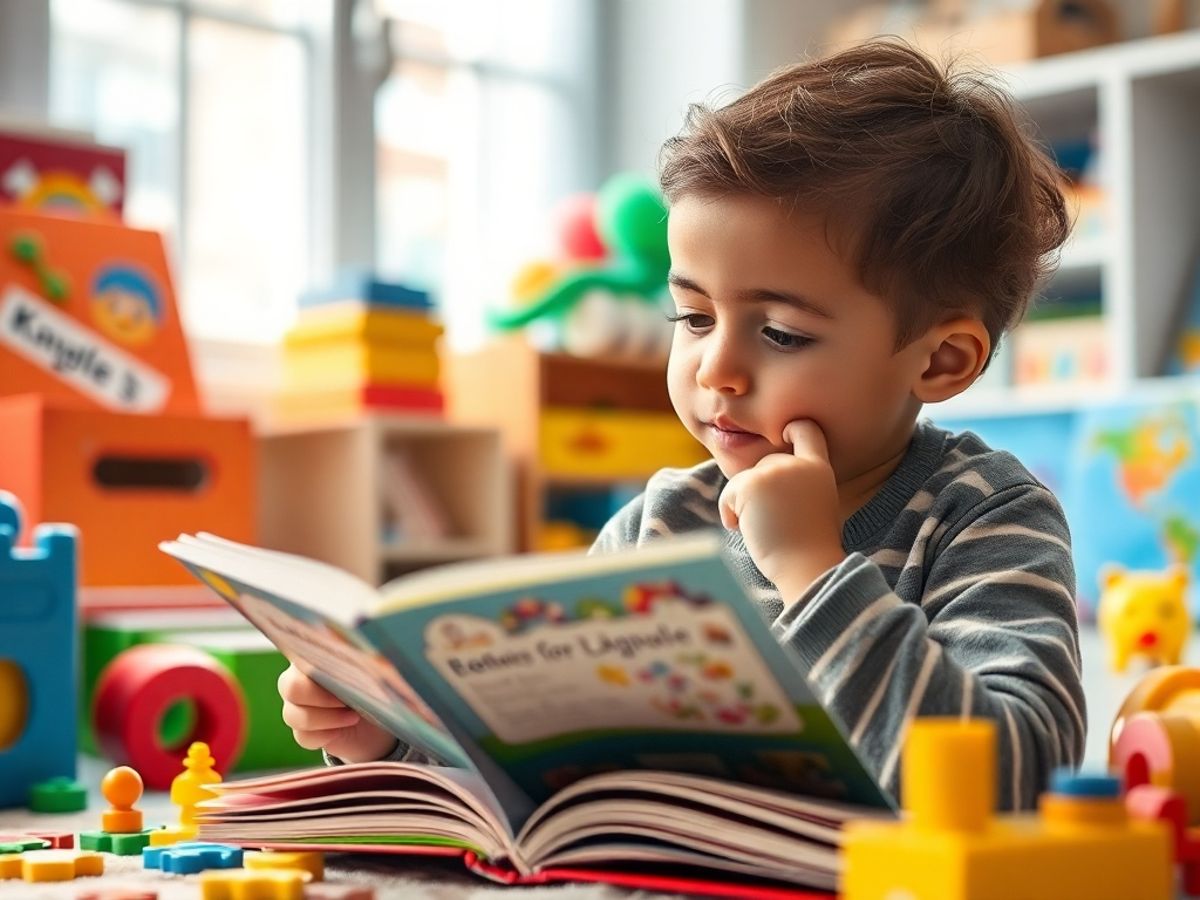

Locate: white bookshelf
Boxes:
[934,29,1200,420]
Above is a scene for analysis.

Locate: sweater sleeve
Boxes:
[323,741,438,767]
[773,483,1085,811]
[589,491,646,555]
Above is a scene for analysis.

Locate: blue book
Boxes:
[299,271,432,311]
[160,531,893,893]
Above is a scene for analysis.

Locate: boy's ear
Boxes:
[911,318,991,403]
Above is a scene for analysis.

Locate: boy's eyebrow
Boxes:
[667,272,835,319]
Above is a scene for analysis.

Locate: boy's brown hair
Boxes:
[658,39,1070,356]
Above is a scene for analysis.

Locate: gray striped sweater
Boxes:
[589,418,1085,811]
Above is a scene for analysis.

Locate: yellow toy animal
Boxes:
[1098,565,1191,673]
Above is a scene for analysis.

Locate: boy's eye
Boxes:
[763,325,814,349]
[666,312,713,331]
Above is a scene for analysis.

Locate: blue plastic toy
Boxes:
[143,840,244,873]
[0,490,79,808]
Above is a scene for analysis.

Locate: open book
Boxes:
[160,532,894,896]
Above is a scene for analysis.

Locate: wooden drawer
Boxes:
[538,353,673,413]
[539,407,707,479]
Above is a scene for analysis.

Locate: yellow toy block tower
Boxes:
[842,718,1174,900]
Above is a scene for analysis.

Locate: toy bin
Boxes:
[0,393,256,586]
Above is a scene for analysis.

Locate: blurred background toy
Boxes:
[0,491,79,809]
[489,172,673,361]
[1097,564,1191,672]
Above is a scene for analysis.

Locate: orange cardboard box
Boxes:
[0,209,201,415]
[0,394,255,586]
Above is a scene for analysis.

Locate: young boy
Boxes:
[280,39,1084,811]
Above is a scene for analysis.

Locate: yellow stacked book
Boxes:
[275,274,444,422]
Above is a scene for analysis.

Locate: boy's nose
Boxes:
[696,341,750,395]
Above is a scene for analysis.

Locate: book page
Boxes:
[362,541,893,817]
[161,537,473,770]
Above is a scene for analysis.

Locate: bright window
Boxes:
[376,0,596,348]
[49,0,312,342]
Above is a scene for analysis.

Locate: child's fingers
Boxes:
[717,479,740,530]
[282,702,361,735]
[782,419,829,461]
[278,665,348,708]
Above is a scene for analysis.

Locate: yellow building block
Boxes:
[0,849,105,882]
[245,849,324,881]
[842,718,1174,900]
[200,866,311,900]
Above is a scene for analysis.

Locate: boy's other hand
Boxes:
[278,664,399,763]
[718,418,845,605]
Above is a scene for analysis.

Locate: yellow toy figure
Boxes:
[1097,565,1191,673]
[147,741,222,846]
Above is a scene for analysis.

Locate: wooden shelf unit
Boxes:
[258,415,511,585]
[445,337,707,551]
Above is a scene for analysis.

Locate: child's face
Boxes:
[666,193,932,482]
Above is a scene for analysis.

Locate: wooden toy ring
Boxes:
[1109,665,1200,760]
[1111,711,1200,826]
[92,644,246,790]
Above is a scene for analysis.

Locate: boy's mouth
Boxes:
[706,416,761,448]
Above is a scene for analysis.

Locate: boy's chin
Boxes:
[708,449,761,480]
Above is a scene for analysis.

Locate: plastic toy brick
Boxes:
[842,718,1174,900]
[26,829,74,848]
[76,890,158,900]
[199,866,313,899]
[79,829,156,855]
[0,835,49,853]
[0,491,79,809]
[246,850,324,881]
[28,775,89,812]
[0,848,104,882]
[302,885,375,900]
[143,841,243,874]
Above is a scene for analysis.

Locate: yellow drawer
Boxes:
[540,408,707,479]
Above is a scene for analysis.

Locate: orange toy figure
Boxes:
[148,741,223,847]
[100,766,144,833]
[1097,565,1191,672]
[79,766,157,854]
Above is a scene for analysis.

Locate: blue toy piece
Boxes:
[0,490,79,809]
[143,840,244,873]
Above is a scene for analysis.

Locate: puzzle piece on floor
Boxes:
[303,884,376,899]
[199,866,313,899]
[245,849,324,881]
[26,830,74,848]
[79,828,156,855]
[0,834,50,853]
[76,889,159,900]
[28,776,89,813]
[0,848,104,882]
[143,841,244,874]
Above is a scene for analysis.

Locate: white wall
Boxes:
[602,0,743,176]
[600,0,881,176]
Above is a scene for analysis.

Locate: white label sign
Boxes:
[0,284,169,412]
